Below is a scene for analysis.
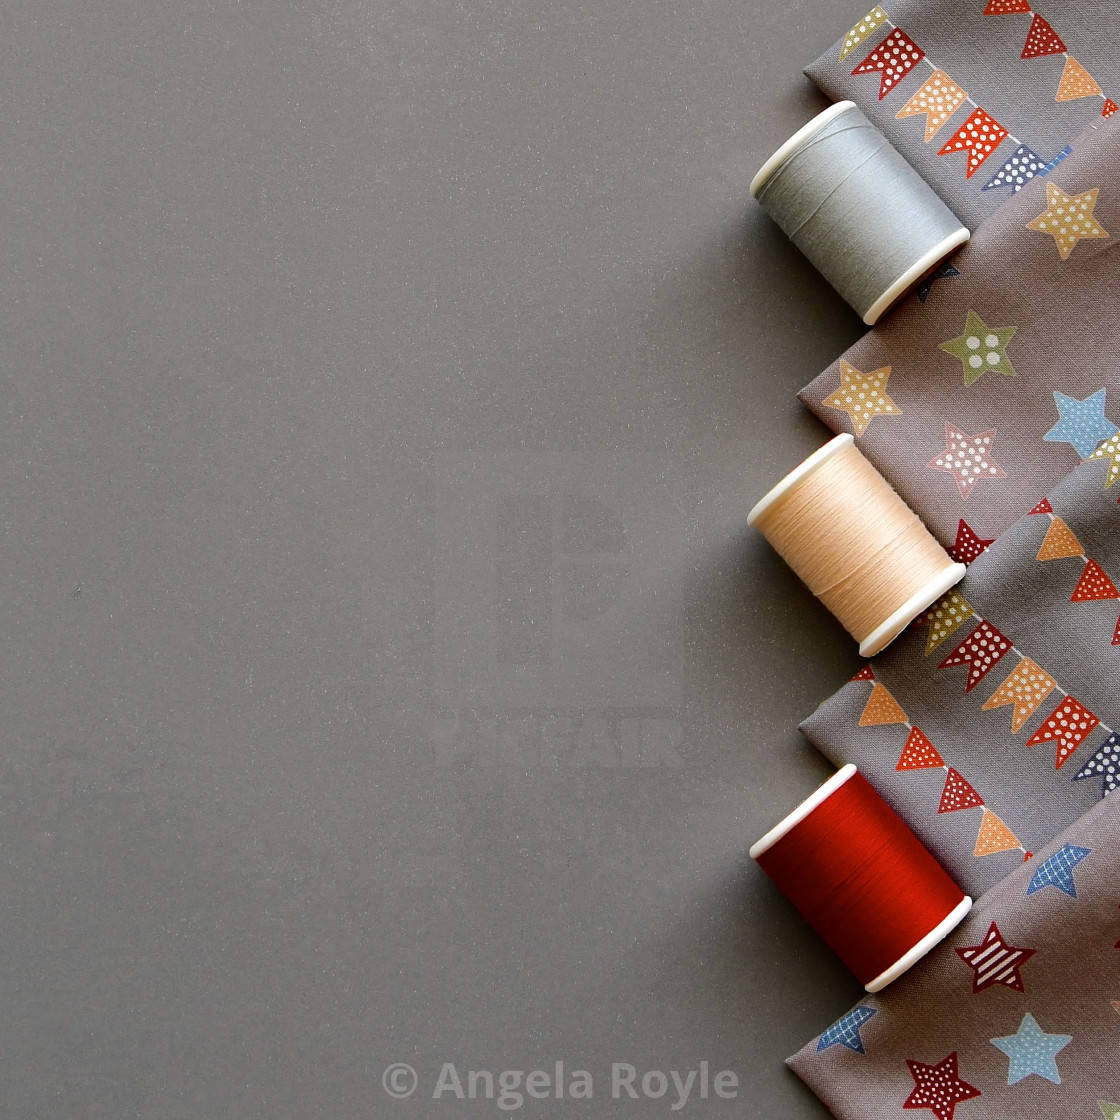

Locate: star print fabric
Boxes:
[806,0,1120,227]
[799,458,1120,900]
[788,793,1120,1118]
[799,116,1120,551]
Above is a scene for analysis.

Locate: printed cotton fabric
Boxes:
[800,457,1120,900]
[798,114,1120,551]
[787,791,1120,1119]
[806,1,1120,228]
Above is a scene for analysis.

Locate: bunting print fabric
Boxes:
[800,116,1120,551]
[806,0,1120,226]
[788,794,1120,1119]
[799,458,1120,898]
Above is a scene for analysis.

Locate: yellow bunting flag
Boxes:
[1037,516,1084,560]
[839,6,888,60]
[982,657,1057,733]
[923,589,974,655]
[1087,433,1120,487]
[1056,56,1102,101]
[974,810,1021,857]
[897,70,969,141]
[860,682,908,726]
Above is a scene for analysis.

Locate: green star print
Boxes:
[939,310,1017,386]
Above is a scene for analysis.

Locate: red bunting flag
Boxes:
[938,620,1012,691]
[852,28,926,99]
[1071,559,1120,602]
[1104,99,1119,119]
[984,0,1031,11]
[939,767,985,813]
[897,727,945,770]
[937,107,1009,177]
[1021,14,1066,58]
[949,520,995,564]
[1025,695,1100,768]
[1027,497,1053,515]
[1113,612,1120,646]
[851,664,875,682]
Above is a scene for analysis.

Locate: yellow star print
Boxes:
[821,360,901,436]
[1026,183,1109,260]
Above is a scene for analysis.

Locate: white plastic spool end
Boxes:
[863,227,970,326]
[857,560,967,659]
[864,895,973,993]
[748,763,858,861]
[749,101,859,199]
[747,433,854,528]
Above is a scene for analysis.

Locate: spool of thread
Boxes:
[750,101,969,325]
[748,433,965,657]
[751,765,972,992]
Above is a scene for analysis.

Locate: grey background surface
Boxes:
[2,2,877,1116]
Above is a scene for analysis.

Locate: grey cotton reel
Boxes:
[751,102,969,325]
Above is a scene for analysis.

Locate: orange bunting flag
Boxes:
[938,620,1012,692]
[1021,13,1066,58]
[1056,56,1102,101]
[852,28,926,99]
[937,107,1009,177]
[1071,558,1120,601]
[981,657,1057,733]
[860,681,908,725]
[896,726,945,770]
[1025,695,1100,768]
[984,0,1031,12]
[897,70,969,141]
[939,767,985,813]
[974,811,1022,857]
[1037,516,1084,560]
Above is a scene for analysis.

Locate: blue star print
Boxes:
[990,1012,1071,1084]
[816,1006,877,1054]
[1026,844,1091,899]
[1043,389,1119,459]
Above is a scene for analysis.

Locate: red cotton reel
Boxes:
[750,765,972,992]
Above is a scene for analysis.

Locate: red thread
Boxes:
[754,771,966,987]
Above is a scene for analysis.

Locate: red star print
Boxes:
[904,1052,981,1120]
[949,520,994,564]
[955,922,1035,993]
[928,424,1007,499]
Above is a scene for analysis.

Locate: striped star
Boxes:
[955,922,1035,993]
[821,361,901,436]
[1026,183,1109,259]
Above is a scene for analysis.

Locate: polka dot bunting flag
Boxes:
[938,767,985,813]
[838,6,888,61]
[937,107,1009,178]
[1056,56,1102,102]
[1070,558,1120,602]
[1021,13,1067,59]
[851,28,926,100]
[859,681,908,725]
[984,0,1031,12]
[1072,732,1120,797]
[973,812,1022,858]
[981,656,1057,733]
[896,726,945,770]
[937,619,1012,692]
[923,589,975,654]
[1024,694,1100,769]
[1036,516,1083,561]
[982,144,1048,194]
[896,70,969,142]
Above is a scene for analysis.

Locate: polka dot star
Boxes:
[903,1052,981,1120]
[940,310,1016,386]
[896,70,969,142]
[929,424,1007,499]
[990,1012,1071,1085]
[1027,183,1110,260]
[821,360,901,436]
[1043,389,1119,459]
